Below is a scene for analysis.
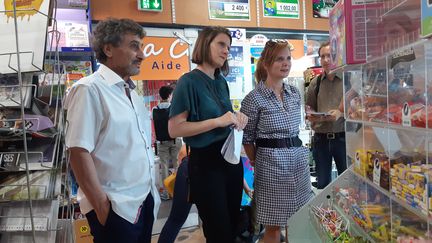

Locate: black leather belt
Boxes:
[315,132,345,140]
[255,136,302,148]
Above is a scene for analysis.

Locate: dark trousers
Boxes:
[158,158,192,243]
[189,140,243,243]
[313,133,347,189]
[86,193,155,243]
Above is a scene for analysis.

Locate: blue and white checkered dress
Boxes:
[241,81,313,226]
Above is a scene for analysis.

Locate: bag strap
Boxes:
[315,74,322,98]
[314,74,323,109]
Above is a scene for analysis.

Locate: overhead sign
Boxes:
[263,0,300,19]
[138,0,162,12]
[133,37,190,81]
[208,0,250,20]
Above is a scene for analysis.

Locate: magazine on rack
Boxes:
[0,74,34,109]
[0,136,58,171]
[0,171,51,201]
[0,198,58,231]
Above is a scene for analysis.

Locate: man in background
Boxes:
[153,85,182,200]
[305,41,347,189]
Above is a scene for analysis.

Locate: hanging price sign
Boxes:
[209,0,250,20]
[263,0,300,19]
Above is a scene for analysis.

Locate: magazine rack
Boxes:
[0,0,73,242]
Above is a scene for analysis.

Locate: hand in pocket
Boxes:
[96,198,111,226]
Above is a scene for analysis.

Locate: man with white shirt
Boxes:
[64,18,160,243]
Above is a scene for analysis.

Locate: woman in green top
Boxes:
[168,26,248,243]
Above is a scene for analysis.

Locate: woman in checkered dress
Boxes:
[241,40,312,243]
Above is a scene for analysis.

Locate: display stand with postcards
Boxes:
[289,0,432,242]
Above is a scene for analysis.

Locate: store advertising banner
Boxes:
[226,46,244,84]
[263,0,300,19]
[249,34,268,58]
[229,28,246,43]
[227,28,249,99]
[208,0,250,20]
[313,0,339,18]
[132,37,190,81]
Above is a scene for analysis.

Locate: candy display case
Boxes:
[387,43,427,128]
[361,59,388,124]
[288,170,372,242]
[334,174,392,242]
[365,0,421,61]
[288,0,432,242]
[391,200,430,242]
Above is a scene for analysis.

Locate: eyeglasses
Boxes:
[265,39,288,47]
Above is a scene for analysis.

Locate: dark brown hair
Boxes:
[255,40,291,82]
[159,85,173,100]
[92,18,145,63]
[318,41,330,57]
[192,26,232,76]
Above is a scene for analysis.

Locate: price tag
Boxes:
[402,102,411,127]
[355,151,361,170]
[224,3,249,14]
[276,2,298,14]
[0,153,20,169]
[372,158,381,187]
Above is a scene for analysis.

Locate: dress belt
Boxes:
[255,136,302,148]
[314,132,345,140]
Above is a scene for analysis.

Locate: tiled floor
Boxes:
[152,199,199,235]
[151,226,205,243]
[151,225,285,243]
[152,199,244,242]
[151,154,319,243]
[151,188,312,243]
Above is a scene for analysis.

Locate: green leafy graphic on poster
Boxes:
[421,0,432,37]
[313,0,338,18]
[263,0,299,19]
[208,0,250,20]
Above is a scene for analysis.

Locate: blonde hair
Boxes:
[255,40,291,82]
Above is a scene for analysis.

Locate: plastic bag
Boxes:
[163,172,176,197]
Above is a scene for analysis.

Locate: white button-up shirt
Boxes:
[64,64,160,223]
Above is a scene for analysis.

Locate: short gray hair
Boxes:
[92,18,145,63]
